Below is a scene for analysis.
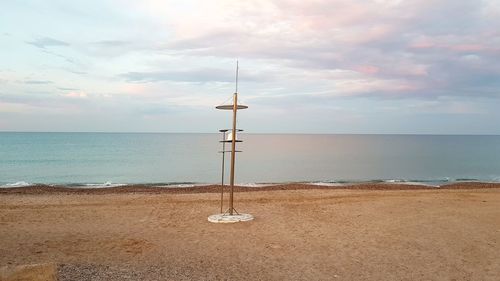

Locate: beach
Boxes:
[1,183,500,280]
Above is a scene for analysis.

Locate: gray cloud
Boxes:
[83,39,155,58]
[66,69,87,75]
[27,37,69,49]
[93,40,131,47]
[121,69,232,83]
[0,91,93,110]
[120,68,271,84]
[58,87,79,91]
[40,49,79,65]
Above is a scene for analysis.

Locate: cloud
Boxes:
[2,0,500,133]
[153,0,500,101]
[27,37,69,49]
[120,68,271,83]
[136,104,176,116]
[24,80,52,84]
[93,40,131,47]
[66,69,87,75]
[121,69,232,83]
[83,40,152,57]
[58,87,79,91]
[63,92,87,98]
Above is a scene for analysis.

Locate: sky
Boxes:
[1,0,500,134]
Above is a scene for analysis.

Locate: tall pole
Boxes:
[229,92,237,215]
[210,61,253,223]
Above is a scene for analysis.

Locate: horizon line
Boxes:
[1,131,499,136]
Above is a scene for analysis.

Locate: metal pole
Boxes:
[229,92,237,215]
[235,60,239,93]
[220,131,226,213]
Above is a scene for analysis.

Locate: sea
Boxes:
[1,132,500,188]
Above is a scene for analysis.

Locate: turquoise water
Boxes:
[1,132,500,187]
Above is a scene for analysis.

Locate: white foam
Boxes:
[399,181,440,187]
[307,182,346,187]
[156,183,205,188]
[238,183,278,188]
[384,179,403,183]
[308,180,441,187]
[383,179,446,187]
[80,182,126,188]
[172,184,195,188]
[1,181,32,188]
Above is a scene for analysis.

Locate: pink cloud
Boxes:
[64,92,87,98]
[451,44,486,52]
[406,64,428,76]
[409,37,435,49]
[409,35,492,54]
[354,65,380,74]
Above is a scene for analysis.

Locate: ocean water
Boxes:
[1,132,500,187]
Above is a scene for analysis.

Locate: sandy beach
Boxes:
[1,183,500,280]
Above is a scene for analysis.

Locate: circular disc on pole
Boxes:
[216,105,248,110]
[219,129,243,132]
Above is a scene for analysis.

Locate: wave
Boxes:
[78,182,127,189]
[304,177,487,187]
[0,181,33,188]
[1,177,499,189]
[238,183,279,188]
[156,183,204,188]
[306,182,346,187]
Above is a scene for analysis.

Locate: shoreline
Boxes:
[1,182,500,195]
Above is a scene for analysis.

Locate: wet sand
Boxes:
[1,183,500,280]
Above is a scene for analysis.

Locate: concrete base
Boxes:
[208,213,254,223]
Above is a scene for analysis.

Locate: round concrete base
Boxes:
[208,213,254,223]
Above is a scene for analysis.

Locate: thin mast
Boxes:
[235,60,239,93]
